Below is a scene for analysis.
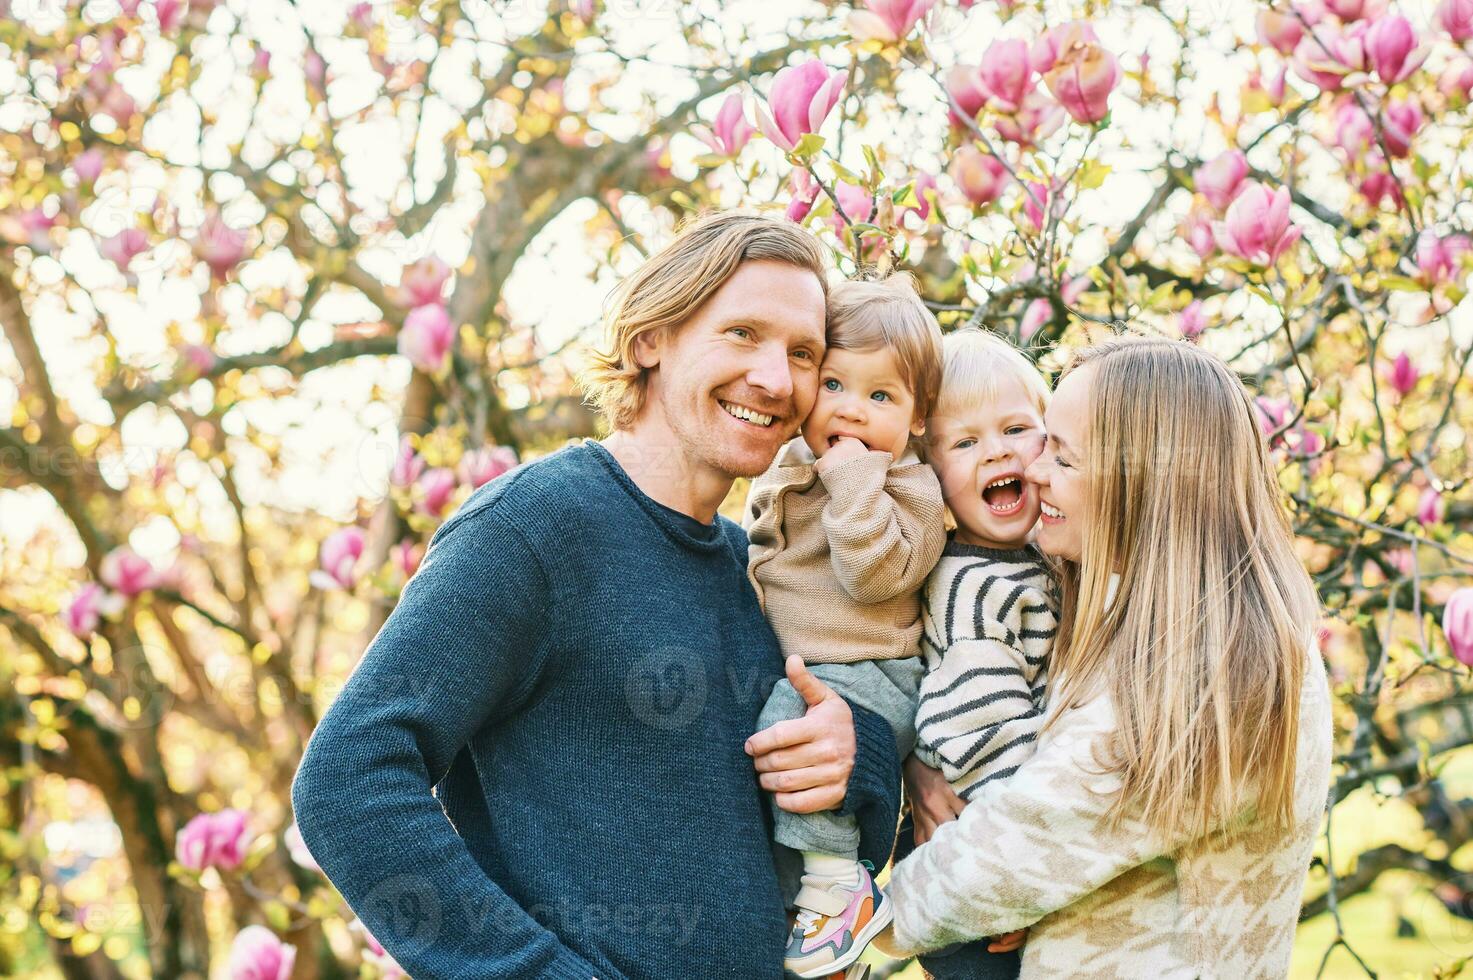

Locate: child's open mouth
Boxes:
[982,476,1025,515]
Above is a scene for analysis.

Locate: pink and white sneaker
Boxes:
[782,859,892,978]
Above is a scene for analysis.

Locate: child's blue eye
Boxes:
[871,391,890,403]
[1006,425,1028,435]
[955,438,976,450]
[823,379,841,391]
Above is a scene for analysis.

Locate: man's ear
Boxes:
[631,327,662,370]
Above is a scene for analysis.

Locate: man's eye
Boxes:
[793,349,814,361]
[729,327,751,340]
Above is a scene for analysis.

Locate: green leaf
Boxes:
[790,133,826,161]
[892,183,920,209]
[862,144,882,184]
[1142,280,1178,310]
[1078,161,1112,191]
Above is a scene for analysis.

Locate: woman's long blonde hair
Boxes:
[1048,337,1319,840]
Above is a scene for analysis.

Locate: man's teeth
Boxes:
[720,401,774,427]
[1041,502,1064,519]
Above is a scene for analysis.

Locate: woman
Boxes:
[882,337,1334,978]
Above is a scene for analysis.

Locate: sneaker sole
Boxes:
[790,895,894,980]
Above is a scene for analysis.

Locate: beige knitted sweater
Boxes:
[743,438,947,665]
[887,642,1334,979]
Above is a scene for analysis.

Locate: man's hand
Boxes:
[745,655,856,813]
[813,435,871,475]
[988,929,1027,953]
[904,754,965,846]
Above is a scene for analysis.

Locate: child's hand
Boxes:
[904,754,965,845]
[988,929,1027,953]
[813,436,871,474]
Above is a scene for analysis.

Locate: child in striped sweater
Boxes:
[902,328,1059,979]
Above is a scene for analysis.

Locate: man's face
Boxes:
[634,259,827,479]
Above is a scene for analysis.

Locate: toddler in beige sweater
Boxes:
[744,273,946,978]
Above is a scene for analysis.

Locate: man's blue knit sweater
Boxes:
[290,438,902,979]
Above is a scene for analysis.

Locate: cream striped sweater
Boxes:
[913,540,1058,801]
[887,639,1335,979]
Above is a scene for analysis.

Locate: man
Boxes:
[290,211,901,979]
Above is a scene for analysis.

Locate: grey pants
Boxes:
[757,656,923,857]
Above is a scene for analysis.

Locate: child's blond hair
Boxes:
[928,328,1050,439]
[826,273,944,424]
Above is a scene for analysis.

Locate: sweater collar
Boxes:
[582,439,727,553]
[775,437,923,468]
[942,535,1041,565]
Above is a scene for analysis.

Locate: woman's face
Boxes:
[1024,365,1093,562]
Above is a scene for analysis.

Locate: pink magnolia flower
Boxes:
[785,168,820,222]
[1178,300,1208,339]
[1291,28,1357,90]
[304,50,326,93]
[390,539,424,582]
[1381,98,1422,158]
[1043,42,1121,124]
[1194,150,1248,211]
[100,228,150,273]
[993,89,1065,146]
[417,467,458,517]
[97,86,138,127]
[155,0,184,31]
[347,2,373,32]
[350,920,407,979]
[1245,58,1289,109]
[179,343,217,376]
[848,0,936,43]
[1445,588,1473,667]
[395,257,451,308]
[1030,21,1100,74]
[950,145,1010,207]
[100,547,157,597]
[1022,180,1052,232]
[693,94,755,158]
[176,809,252,872]
[1358,156,1403,209]
[1213,183,1301,265]
[1418,487,1445,526]
[1441,61,1473,105]
[192,212,248,281]
[754,60,846,153]
[311,526,364,591]
[1324,0,1385,21]
[458,446,517,488]
[1416,231,1472,284]
[398,303,456,373]
[945,64,990,126]
[228,925,296,980]
[1384,547,1414,577]
[65,583,123,637]
[1182,204,1218,259]
[72,148,105,185]
[1332,98,1375,157]
[977,38,1034,113]
[1255,396,1293,441]
[1258,10,1305,53]
[1364,15,1426,83]
[1020,298,1051,340]
[1382,352,1419,396]
[1436,0,1473,42]
[390,436,425,488]
[282,822,320,873]
[251,47,272,79]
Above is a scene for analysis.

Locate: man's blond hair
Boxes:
[579,211,829,431]
[825,273,944,424]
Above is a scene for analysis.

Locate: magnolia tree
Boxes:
[1,0,1471,977]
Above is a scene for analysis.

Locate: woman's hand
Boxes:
[904,754,965,845]
[746,656,855,813]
